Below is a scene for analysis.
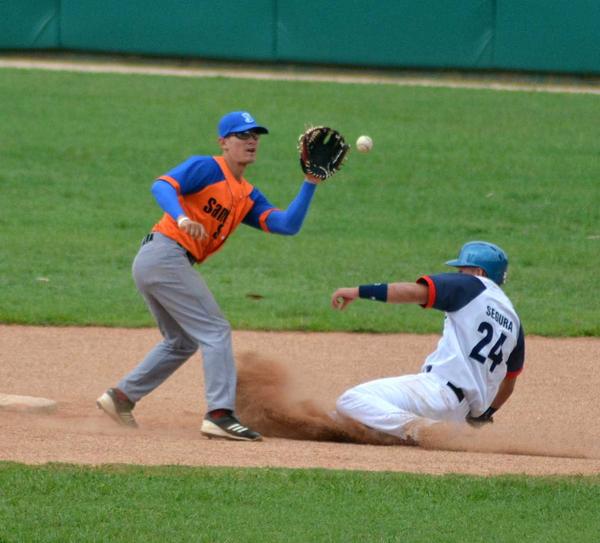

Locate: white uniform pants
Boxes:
[336,372,470,440]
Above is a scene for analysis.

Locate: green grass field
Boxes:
[1,463,600,543]
[0,68,598,335]
[1,66,599,542]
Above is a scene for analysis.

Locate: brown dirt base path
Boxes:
[1,325,599,476]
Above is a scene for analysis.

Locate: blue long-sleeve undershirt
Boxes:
[151,181,184,220]
[265,181,316,235]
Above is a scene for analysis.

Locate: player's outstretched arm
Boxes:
[332,282,429,310]
[387,282,429,305]
[265,180,317,235]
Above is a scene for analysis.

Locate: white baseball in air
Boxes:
[356,135,373,153]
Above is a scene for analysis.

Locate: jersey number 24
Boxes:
[469,321,507,373]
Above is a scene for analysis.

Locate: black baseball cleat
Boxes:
[201,412,262,441]
[96,388,138,428]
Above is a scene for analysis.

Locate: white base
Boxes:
[0,393,57,413]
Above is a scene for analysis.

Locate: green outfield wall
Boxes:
[1,0,599,75]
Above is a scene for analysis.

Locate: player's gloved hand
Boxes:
[177,216,208,240]
[466,407,496,428]
[298,126,349,182]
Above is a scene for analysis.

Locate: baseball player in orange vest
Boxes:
[98,111,325,441]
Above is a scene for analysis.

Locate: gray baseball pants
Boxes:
[117,232,236,412]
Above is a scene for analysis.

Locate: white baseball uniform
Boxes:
[336,273,525,440]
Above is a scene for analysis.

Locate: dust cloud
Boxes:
[236,353,598,459]
[235,353,407,446]
[418,421,596,459]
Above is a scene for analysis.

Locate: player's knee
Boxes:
[180,343,198,356]
[213,318,231,340]
[199,317,232,348]
[336,389,360,417]
[165,337,198,356]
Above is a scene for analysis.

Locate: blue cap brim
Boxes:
[222,124,269,137]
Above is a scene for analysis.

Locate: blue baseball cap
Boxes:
[217,111,269,138]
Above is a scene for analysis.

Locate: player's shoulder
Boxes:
[248,185,266,200]
[162,155,228,194]
[420,272,487,294]
[180,155,220,171]
[418,272,487,312]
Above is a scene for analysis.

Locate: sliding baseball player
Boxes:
[331,241,525,442]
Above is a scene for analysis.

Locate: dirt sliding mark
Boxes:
[236,353,598,460]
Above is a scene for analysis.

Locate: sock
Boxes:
[114,388,132,404]
[208,409,232,419]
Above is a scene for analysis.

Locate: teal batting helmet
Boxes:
[446,241,508,285]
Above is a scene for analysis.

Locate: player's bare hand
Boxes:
[331,287,359,310]
[178,217,208,240]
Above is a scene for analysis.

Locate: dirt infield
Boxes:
[1,325,599,476]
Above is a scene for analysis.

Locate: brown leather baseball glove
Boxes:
[298,126,349,181]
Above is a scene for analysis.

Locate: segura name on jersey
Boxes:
[486,305,513,332]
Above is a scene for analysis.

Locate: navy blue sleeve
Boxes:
[506,324,525,376]
[417,273,486,312]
